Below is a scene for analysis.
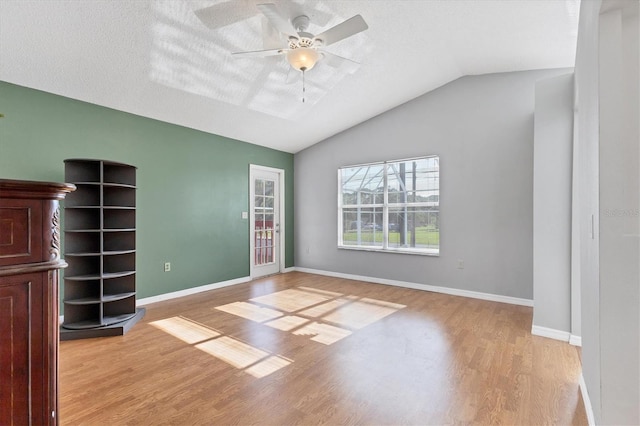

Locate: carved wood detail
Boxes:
[50,207,60,260]
[0,178,74,425]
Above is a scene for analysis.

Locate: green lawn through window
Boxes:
[343,227,439,246]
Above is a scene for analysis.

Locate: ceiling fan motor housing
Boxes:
[228,4,368,80]
[289,35,315,49]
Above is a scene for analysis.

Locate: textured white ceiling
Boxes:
[0,0,580,153]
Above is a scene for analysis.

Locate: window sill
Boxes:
[337,246,439,257]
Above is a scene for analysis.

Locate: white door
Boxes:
[250,166,283,278]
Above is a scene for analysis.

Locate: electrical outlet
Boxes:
[164,262,171,272]
[241,211,248,219]
[457,259,464,269]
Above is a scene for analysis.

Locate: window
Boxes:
[338,156,439,255]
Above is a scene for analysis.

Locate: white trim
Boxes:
[293,267,533,307]
[249,164,285,279]
[531,325,571,342]
[569,334,582,346]
[579,373,596,426]
[134,266,535,314]
[136,276,251,306]
[570,99,583,350]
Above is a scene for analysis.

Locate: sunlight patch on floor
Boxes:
[297,286,343,297]
[250,288,332,312]
[196,336,265,368]
[152,316,291,378]
[265,315,309,331]
[148,286,406,380]
[150,316,220,344]
[217,287,407,345]
[299,298,351,318]
[196,336,292,378]
[293,321,353,345]
[322,298,405,330]
[215,301,283,322]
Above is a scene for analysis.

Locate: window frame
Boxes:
[337,155,440,256]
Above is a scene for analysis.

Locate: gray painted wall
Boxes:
[295,69,571,300]
[575,0,640,423]
[598,3,639,424]
[533,73,574,332]
[574,0,602,420]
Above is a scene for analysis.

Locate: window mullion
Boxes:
[383,162,388,249]
[337,169,343,246]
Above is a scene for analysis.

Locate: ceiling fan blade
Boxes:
[261,16,284,50]
[194,1,253,30]
[232,48,285,58]
[320,51,360,74]
[321,51,360,67]
[257,3,299,39]
[314,15,368,47]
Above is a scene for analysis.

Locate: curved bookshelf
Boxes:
[64,297,102,305]
[64,292,136,306]
[103,292,137,302]
[61,159,145,340]
[64,271,136,281]
[66,249,136,256]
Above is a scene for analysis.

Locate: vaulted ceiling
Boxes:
[0,0,580,153]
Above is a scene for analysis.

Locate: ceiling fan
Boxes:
[229,3,369,75]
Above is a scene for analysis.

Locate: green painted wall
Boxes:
[0,81,294,301]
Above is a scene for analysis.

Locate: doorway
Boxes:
[250,165,284,278]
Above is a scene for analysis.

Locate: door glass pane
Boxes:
[265,180,274,196]
[254,178,275,266]
[255,179,264,195]
[255,229,274,265]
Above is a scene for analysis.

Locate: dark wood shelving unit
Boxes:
[61,159,144,340]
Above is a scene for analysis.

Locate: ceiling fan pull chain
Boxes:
[302,69,306,103]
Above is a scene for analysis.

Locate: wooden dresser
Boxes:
[0,179,75,425]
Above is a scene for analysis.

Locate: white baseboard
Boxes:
[579,373,596,426]
[137,276,251,306]
[293,267,533,307]
[569,334,582,347]
[531,325,571,342]
[70,267,534,320]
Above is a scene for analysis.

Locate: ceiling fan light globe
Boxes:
[287,47,320,72]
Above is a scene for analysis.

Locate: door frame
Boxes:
[249,164,286,278]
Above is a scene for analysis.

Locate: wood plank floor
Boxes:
[59,272,587,425]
